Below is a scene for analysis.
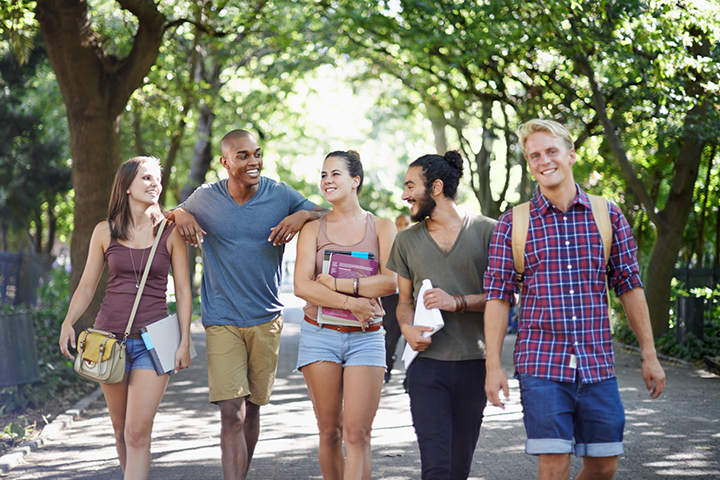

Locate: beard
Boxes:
[411,190,436,222]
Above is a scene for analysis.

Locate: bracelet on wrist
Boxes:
[353,278,359,296]
[334,277,338,292]
[343,296,350,310]
[458,295,467,313]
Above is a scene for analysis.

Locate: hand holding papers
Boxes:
[402,279,445,369]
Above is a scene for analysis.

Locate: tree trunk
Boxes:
[693,145,715,267]
[180,104,215,202]
[575,47,707,337]
[644,101,707,335]
[426,102,447,154]
[35,0,166,332]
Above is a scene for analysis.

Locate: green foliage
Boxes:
[0,39,71,253]
[614,286,720,361]
[0,265,89,415]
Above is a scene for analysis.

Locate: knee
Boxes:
[110,421,126,445]
[124,421,152,450]
[219,402,244,430]
[317,422,343,446]
[586,458,618,479]
[343,424,372,447]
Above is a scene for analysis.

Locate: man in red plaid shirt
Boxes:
[484,119,665,480]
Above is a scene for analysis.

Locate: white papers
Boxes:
[140,314,197,374]
[402,279,445,369]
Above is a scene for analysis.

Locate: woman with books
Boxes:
[58,157,193,480]
[294,150,398,480]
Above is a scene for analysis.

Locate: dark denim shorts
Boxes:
[518,373,625,457]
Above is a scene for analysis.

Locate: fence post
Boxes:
[675,295,705,344]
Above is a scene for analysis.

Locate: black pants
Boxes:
[408,357,487,480]
[381,293,402,372]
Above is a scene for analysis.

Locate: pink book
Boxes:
[320,253,378,323]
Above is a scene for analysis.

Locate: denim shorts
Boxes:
[296,319,386,370]
[518,373,625,457]
[124,337,157,372]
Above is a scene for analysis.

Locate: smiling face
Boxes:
[402,166,436,222]
[127,162,162,206]
[221,134,263,188]
[320,155,359,203]
[525,131,576,194]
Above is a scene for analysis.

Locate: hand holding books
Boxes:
[317,250,385,328]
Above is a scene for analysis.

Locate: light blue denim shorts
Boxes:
[124,337,157,372]
[296,319,386,370]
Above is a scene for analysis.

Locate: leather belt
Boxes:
[304,315,381,333]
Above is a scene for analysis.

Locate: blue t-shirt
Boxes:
[182,177,314,327]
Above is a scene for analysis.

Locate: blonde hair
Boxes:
[517,119,574,159]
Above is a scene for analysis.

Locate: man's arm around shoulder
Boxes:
[268,205,330,246]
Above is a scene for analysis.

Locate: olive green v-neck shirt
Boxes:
[386,212,497,361]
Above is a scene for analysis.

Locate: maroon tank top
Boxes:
[94,223,175,339]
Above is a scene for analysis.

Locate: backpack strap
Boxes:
[511,196,614,331]
[587,194,613,332]
[588,194,611,264]
[511,201,530,285]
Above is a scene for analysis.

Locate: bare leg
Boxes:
[342,365,384,480]
[575,456,618,480]
[100,373,130,472]
[122,369,170,480]
[219,397,261,480]
[539,453,571,480]
[244,401,261,466]
[302,361,344,480]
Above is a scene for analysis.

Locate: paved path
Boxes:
[3,293,720,479]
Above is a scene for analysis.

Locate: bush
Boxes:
[613,284,720,362]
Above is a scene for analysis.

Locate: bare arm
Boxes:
[58,222,110,360]
[484,298,511,407]
[315,217,398,298]
[167,207,206,246]
[268,205,330,246]
[168,227,193,373]
[293,220,378,326]
[397,275,433,352]
[422,289,487,313]
[619,287,665,398]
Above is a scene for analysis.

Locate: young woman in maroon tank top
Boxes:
[58,157,192,480]
[294,150,397,480]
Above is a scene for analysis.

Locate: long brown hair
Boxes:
[107,157,163,240]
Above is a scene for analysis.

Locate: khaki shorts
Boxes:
[205,315,283,405]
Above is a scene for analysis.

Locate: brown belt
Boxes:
[304,315,381,333]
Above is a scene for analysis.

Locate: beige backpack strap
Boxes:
[587,194,613,332]
[588,194,611,264]
[512,202,530,285]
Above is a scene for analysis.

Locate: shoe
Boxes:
[384,371,391,383]
[704,356,720,376]
[403,375,408,393]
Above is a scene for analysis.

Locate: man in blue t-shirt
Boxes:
[172,129,326,480]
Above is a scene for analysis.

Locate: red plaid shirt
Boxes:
[484,186,642,383]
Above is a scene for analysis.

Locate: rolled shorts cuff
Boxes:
[525,438,573,455]
[575,442,624,457]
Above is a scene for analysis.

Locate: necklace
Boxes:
[129,224,152,289]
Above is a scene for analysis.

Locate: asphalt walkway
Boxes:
[2,292,719,479]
